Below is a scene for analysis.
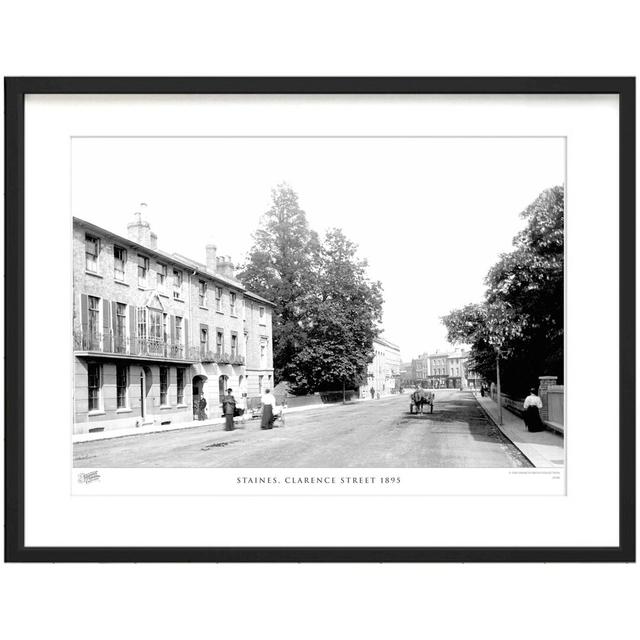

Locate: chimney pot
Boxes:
[206,242,217,272]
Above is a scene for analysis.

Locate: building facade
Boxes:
[361,337,402,397]
[410,349,481,389]
[73,214,274,435]
[399,361,414,387]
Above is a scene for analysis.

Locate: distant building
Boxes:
[447,352,466,388]
[399,361,414,386]
[410,349,481,389]
[361,337,402,397]
[428,352,450,388]
[73,212,274,435]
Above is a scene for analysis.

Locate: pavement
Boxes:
[473,391,565,468]
[72,399,337,444]
[73,390,532,468]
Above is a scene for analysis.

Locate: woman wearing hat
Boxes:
[221,388,236,431]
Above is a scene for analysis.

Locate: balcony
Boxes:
[199,350,245,366]
[73,330,199,362]
[74,330,247,366]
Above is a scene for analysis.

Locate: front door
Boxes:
[192,381,200,419]
[140,366,152,421]
[140,373,145,419]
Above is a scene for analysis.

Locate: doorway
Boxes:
[218,374,229,401]
[192,374,207,419]
[140,365,152,422]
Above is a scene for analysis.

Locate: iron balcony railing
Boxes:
[199,350,245,366]
[74,330,246,365]
[74,330,198,361]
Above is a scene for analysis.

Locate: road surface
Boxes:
[74,390,531,468]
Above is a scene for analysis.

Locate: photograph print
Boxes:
[72,135,565,471]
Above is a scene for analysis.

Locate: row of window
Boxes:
[87,364,274,413]
[86,234,250,316]
[199,324,240,358]
[84,294,269,364]
[88,363,187,412]
[197,279,237,314]
[425,367,462,376]
[85,295,185,347]
[198,325,269,363]
[413,368,463,376]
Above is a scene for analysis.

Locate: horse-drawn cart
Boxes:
[409,388,434,414]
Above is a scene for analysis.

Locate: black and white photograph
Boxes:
[2,4,638,640]
[71,136,565,472]
[6,78,632,562]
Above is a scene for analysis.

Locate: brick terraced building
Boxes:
[73,213,274,435]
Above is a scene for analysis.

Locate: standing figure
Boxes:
[238,391,248,424]
[261,388,277,429]
[222,388,236,431]
[370,386,375,400]
[523,388,545,432]
[198,395,207,421]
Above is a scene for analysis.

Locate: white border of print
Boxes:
[24,94,618,548]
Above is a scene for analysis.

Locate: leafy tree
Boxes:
[442,186,564,394]
[237,183,320,384]
[238,185,384,395]
[291,229,384,393]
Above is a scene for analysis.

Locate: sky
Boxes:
[72,136,565,362]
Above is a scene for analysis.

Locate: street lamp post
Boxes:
[495,348,502,426]
[486,303,514,428]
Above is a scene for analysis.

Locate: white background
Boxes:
[1,2,638,640]
[28,94,607,544]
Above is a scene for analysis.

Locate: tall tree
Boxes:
[291,228,384,393]
[239,185,384,394]
[237,183,319,383]
[442,186,564,394]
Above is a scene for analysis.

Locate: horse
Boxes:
[409,388,434,414]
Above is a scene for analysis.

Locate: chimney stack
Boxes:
[126,204,155,248]
[216,255,235,279]
[206,242,217,272]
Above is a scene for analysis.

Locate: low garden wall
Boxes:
[270,390,359,408]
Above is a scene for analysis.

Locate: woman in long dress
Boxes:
[221,389,236,431]
[523,388,545,432]
[261,388,277,429]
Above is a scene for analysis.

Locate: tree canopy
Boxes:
[441,186,564,394]
[237,183,320,385]
[238,184,383,394]
[292,228,384,393]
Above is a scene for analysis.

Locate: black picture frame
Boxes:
[4,77,636,563]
